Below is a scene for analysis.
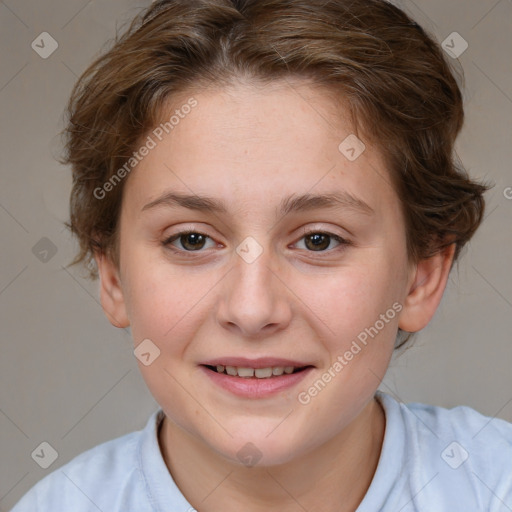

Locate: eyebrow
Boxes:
[141,190,375,217]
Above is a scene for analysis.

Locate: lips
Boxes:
[199,361,315,399]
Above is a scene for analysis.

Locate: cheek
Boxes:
[122,251,213,350]
[124,263,206,417]
[292,265,401,423]
[303,259,402,344]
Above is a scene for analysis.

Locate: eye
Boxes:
[294,230,350,252]
[162,228,351,256]
[163,230,217,252]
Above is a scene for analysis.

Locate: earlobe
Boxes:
[398,243,456,333]
[94,250,130,328]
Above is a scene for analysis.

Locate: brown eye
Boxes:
[296,231,350,252]
[163,231,214,252]
[305,233,330,251]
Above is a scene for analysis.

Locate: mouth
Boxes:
[199,359,315,399]
[202,364,312,378]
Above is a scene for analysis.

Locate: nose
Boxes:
[216,246,292,339]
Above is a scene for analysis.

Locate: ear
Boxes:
[398,243,456,333]
[94,250,130,328]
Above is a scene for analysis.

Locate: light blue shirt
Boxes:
[10,391,512,511]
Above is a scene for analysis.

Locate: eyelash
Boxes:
[162,229,351,256]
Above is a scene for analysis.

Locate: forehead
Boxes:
[124,80,398,220]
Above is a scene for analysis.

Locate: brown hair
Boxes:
[61,0,491,347]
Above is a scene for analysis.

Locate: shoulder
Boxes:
[10,411,160,512]
[379,390,512,454]
[377,391,512,509]
[402,394,512,462]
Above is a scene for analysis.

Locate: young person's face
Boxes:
[97,80,451,466]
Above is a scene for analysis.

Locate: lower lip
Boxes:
[199,365,314,399]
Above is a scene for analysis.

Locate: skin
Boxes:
[95,79,455,512]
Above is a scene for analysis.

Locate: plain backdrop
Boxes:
[1,0,511,509]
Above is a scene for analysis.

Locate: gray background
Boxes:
[0,0,511,509]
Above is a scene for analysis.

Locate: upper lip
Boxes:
[201,357,314,369]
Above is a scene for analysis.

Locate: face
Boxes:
[100,80,424,466]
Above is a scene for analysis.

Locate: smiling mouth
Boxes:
[203,364,312,378]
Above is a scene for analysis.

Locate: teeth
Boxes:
[237,367,254,378]
[213,365,302,378]
[254,367,273,378]
[225,366,237,376]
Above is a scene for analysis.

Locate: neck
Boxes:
[158,397,385,512]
